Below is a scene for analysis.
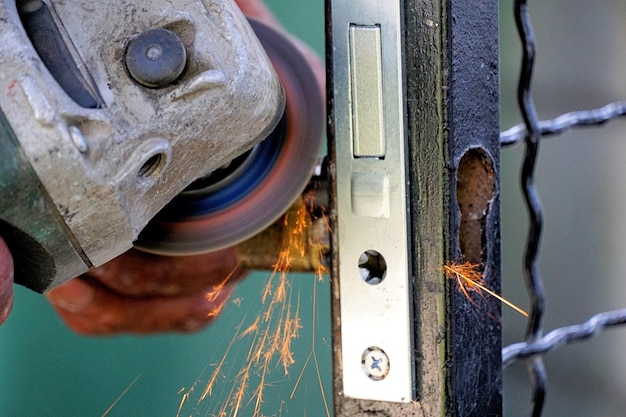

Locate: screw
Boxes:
[125,28,186,88]
[361,346,390,381]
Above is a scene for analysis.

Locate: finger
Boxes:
[0,236,14,324]
[235,0,281,27]
[233,0,326,104]
[288,36,326,95]
[46,277,238,334]
[81,247,243,298]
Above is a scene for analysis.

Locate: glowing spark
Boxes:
[289,266,331,417]
[206,265,242,303]
[100,373,142,417]
[443,261,528,317]
[175,389,190,417]
[239,316,260,340]
[199,318,247,402]
[279,294,301,374]
[178,198,329,417]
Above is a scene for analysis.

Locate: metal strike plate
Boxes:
[330,0,415,403]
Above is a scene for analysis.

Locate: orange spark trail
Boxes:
[289,266,331,417]
[444,261,528,317]
[177,199,328,417]
[100,373,142,417]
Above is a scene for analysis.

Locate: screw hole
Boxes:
[137,153,166,182]
[358,250,387,285]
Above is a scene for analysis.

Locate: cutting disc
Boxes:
[135,19,324,255]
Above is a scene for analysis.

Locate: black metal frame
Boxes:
[500,2,626,416]
[329,1,626,415]
[328,0,502,415]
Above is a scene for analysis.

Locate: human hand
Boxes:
[46,247,245,334]
[235,0,280,27]
[0,236,14,325]
[236,0,325,90]
[46,0,323,336]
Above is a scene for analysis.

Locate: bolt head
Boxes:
[125,28,186,88]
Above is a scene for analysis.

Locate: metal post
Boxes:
[327,0,501,415]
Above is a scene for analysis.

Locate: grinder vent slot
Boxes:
[18,0,104,109]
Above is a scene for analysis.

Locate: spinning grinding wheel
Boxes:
[136,19,325,255]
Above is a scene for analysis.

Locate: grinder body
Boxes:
[0,0,285,292]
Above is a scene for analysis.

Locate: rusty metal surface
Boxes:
[235,194,329,273]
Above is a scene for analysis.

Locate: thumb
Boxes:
[0,236,14,324]
[235,0,281,28]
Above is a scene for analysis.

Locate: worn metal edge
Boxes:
[329,0,449,415]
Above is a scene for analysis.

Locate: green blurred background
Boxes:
[3,1,626,416]
[0,1,331,416]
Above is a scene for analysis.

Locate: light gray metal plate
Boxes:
[331,0,415,403]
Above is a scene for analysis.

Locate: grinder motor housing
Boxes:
[0,0,286,292]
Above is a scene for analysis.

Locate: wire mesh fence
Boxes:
[500,1,626,415]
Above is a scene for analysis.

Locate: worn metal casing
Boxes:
[0,0,284,291]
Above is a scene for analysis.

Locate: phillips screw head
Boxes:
[361,346,390,381]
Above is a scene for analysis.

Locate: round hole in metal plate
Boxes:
[358,250,387,285]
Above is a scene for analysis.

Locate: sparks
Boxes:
[289,264,331,417]
[100,373,142,417]
[177,198,331,417]
[443,261,528,317]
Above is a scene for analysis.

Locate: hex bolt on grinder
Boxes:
[0,0,324,292]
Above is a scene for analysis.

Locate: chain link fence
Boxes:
[500,1,626,415]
